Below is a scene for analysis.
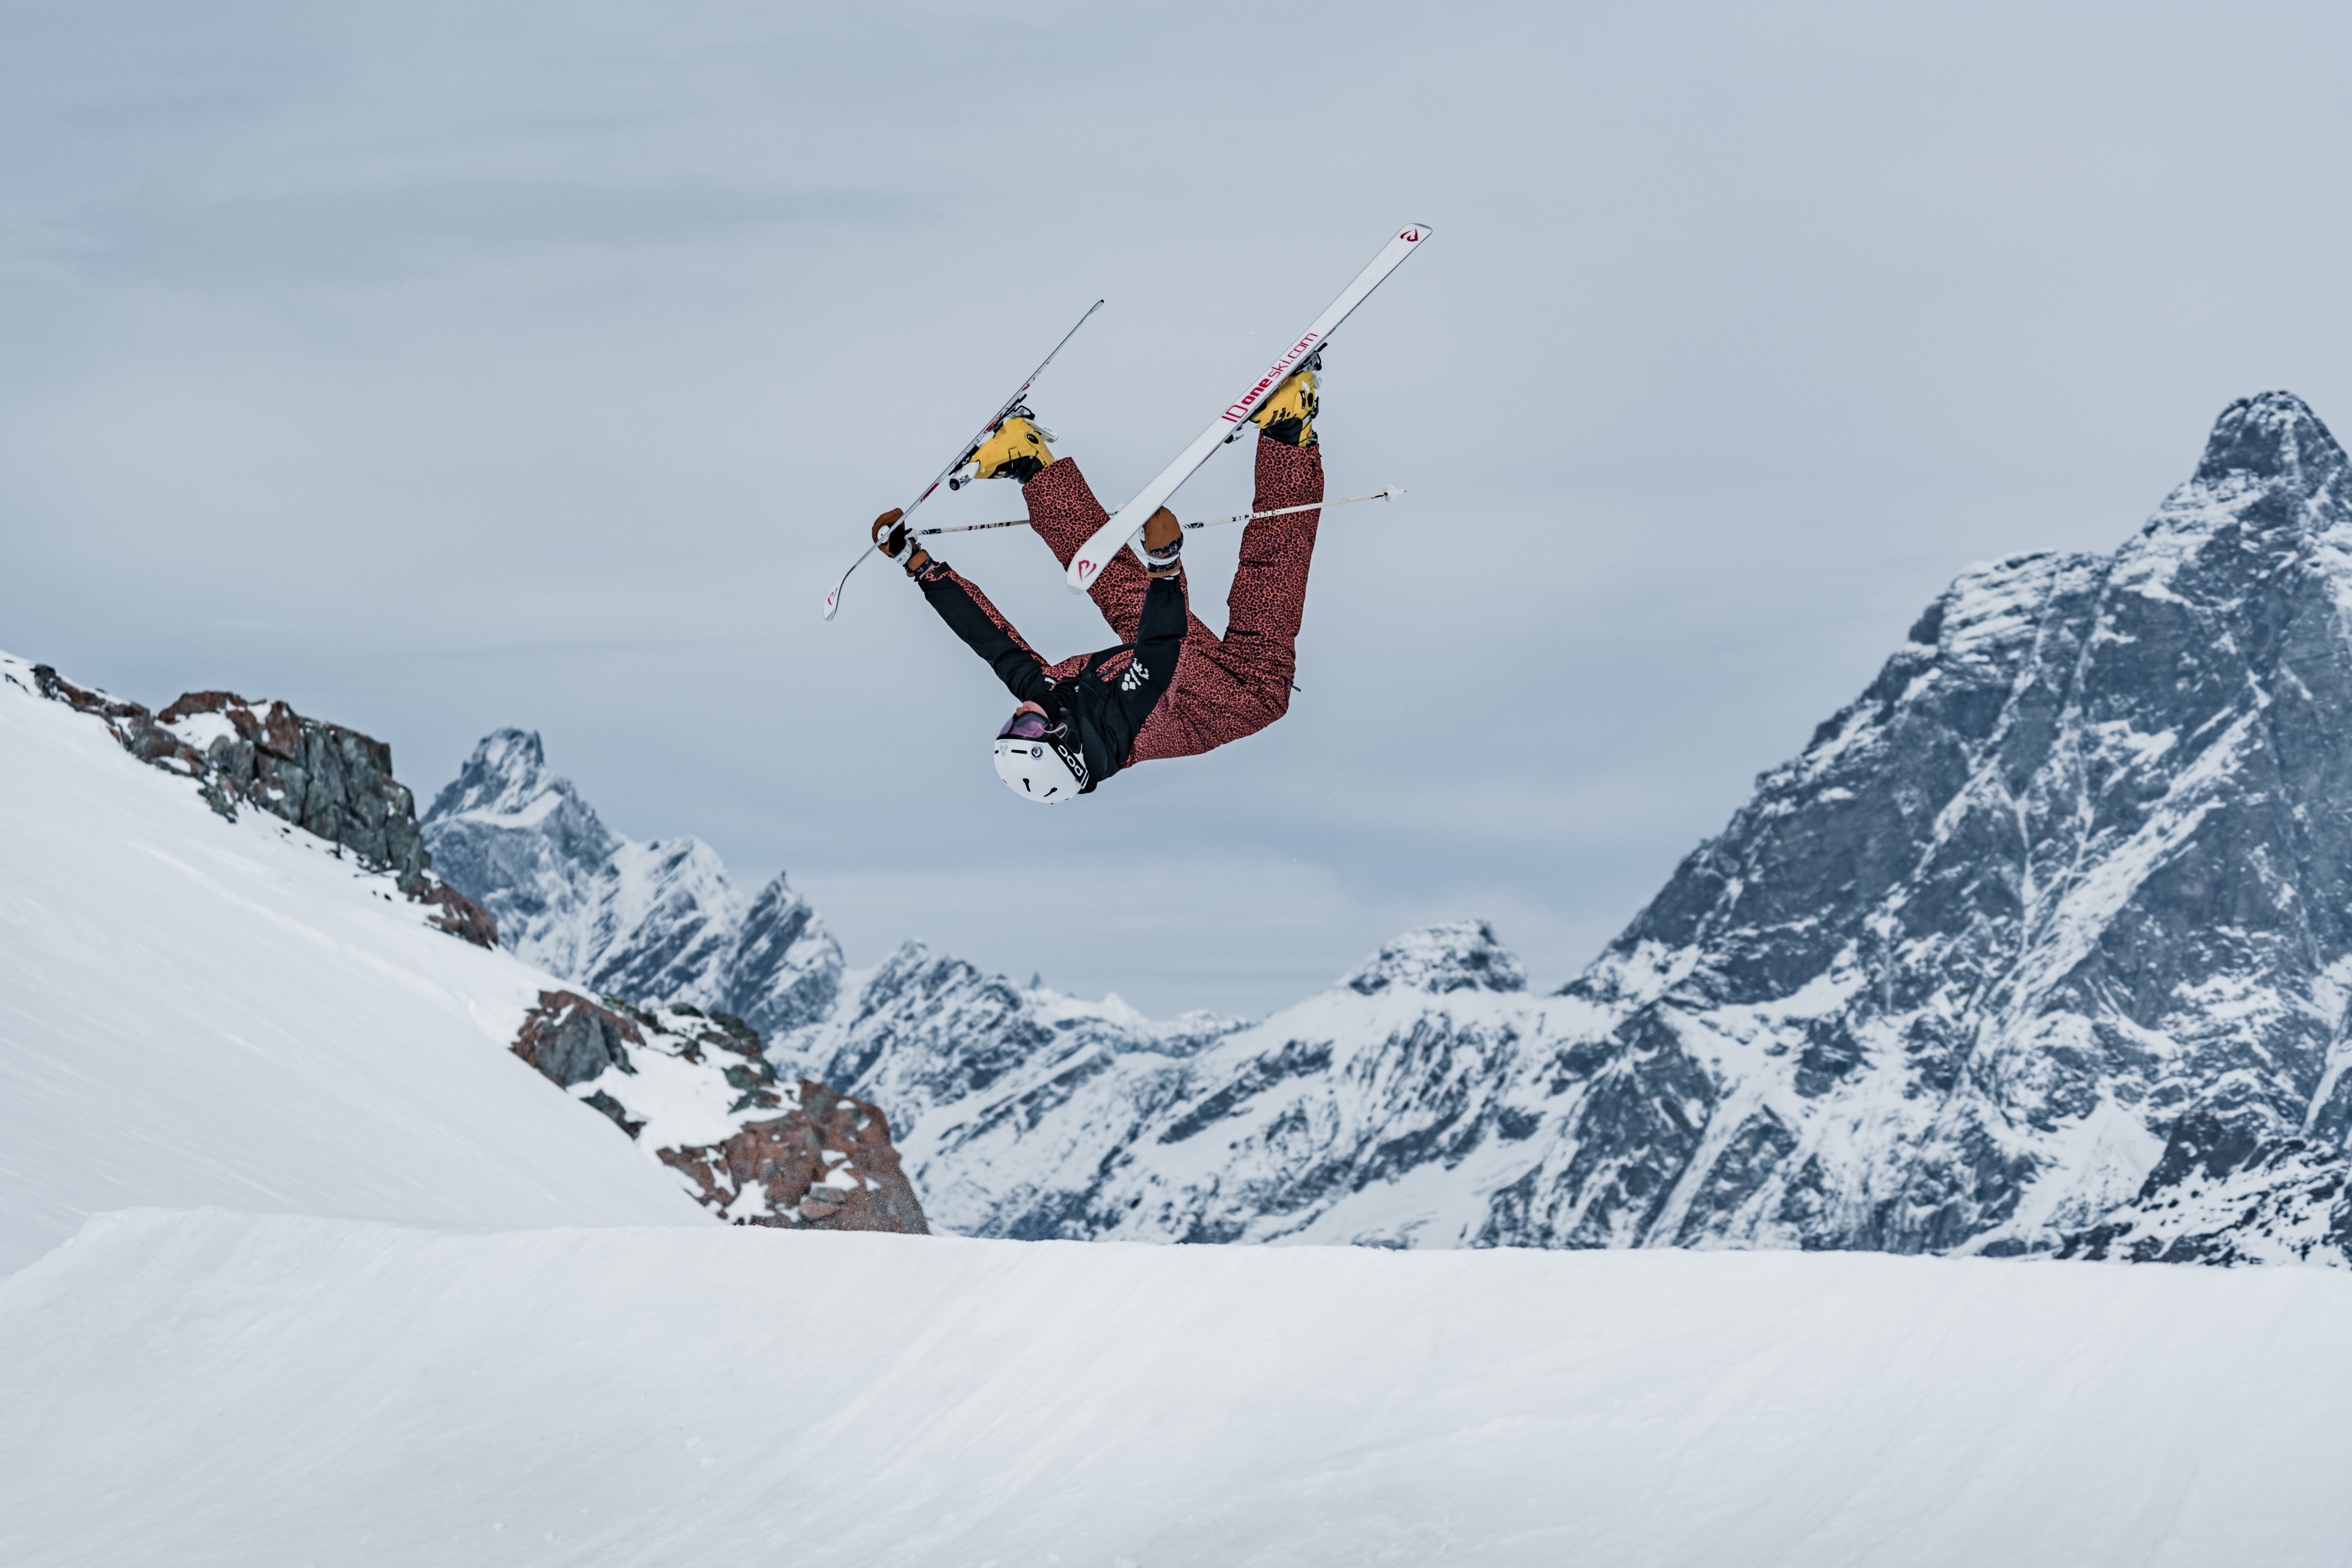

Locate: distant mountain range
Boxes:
[422,730,843,1045]
[424,392,2352,1266]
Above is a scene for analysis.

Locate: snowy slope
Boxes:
[8,1207,2352,1567]
[423,730,842,1042]
[0,654,707,1273]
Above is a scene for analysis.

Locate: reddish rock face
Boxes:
[659,1084,931,1235]
[509,991,929,1236]
[513,991,647,1086]
[28,664,497,949]
[409,881,499,947]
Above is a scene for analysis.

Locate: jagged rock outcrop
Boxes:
[660,1083,930,1234]
[508,991,927,1234]
[28,666,494,946]
[424,731,839,1040]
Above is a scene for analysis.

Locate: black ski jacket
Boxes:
[916,564,1186,793]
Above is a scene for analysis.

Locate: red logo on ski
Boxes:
[1400,227,1421,242]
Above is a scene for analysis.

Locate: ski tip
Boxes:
[1396,222,1435,244]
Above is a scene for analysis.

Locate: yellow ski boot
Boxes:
[967,410,1057,483]
[1249,354,1319,448]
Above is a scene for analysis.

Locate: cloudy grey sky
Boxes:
[6,1,2351,1016]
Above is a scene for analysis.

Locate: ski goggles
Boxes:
[996,708,1051,741]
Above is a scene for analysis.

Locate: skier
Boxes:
[869,362,1325,802]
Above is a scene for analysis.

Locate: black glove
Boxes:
[871,509,932,576]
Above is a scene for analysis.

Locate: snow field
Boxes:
[7,1207,2352,1567]
[0,655,708,1272]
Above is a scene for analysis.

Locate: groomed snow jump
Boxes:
[5,1208,2349,1567]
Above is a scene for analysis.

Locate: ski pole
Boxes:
[822,299,1103,621]
[911,486,1405,538]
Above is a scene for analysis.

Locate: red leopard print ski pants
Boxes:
[1021,438,1323,762]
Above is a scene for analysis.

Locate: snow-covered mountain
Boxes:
[421,730,843,1042]
[428,392,2352,1265]
[2057,1109,2352,1265]
[788,922,1544,1243]
[1490,390,2352,1257]
[416,736,1554,1241]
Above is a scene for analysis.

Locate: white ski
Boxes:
[822,298,1103,621]
[1063,223,1432,595]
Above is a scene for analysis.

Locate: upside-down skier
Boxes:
[868,361,1325,803]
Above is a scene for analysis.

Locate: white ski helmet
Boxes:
[993,708,1086,803]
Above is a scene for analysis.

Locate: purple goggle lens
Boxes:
[998,710,1049,741]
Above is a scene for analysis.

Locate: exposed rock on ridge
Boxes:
[25,665,494,946]
[507,990,927,1233]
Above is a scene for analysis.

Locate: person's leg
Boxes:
[1020,459,1152,643]
[1222,437,1323,666]
[1127,437,1324,764]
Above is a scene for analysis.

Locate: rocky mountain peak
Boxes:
[1503,391,2352,1257]
[1343,920,1526,996]
[2192,390,2349,500]
[426,728,565,822]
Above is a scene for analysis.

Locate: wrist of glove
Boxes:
[1141,506,1183,579]
[871,509,933,577]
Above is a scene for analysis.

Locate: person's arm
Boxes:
[1114,573,1187,716]
[914,561,1053,704]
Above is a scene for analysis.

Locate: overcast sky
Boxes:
[7,1,2352,1016]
